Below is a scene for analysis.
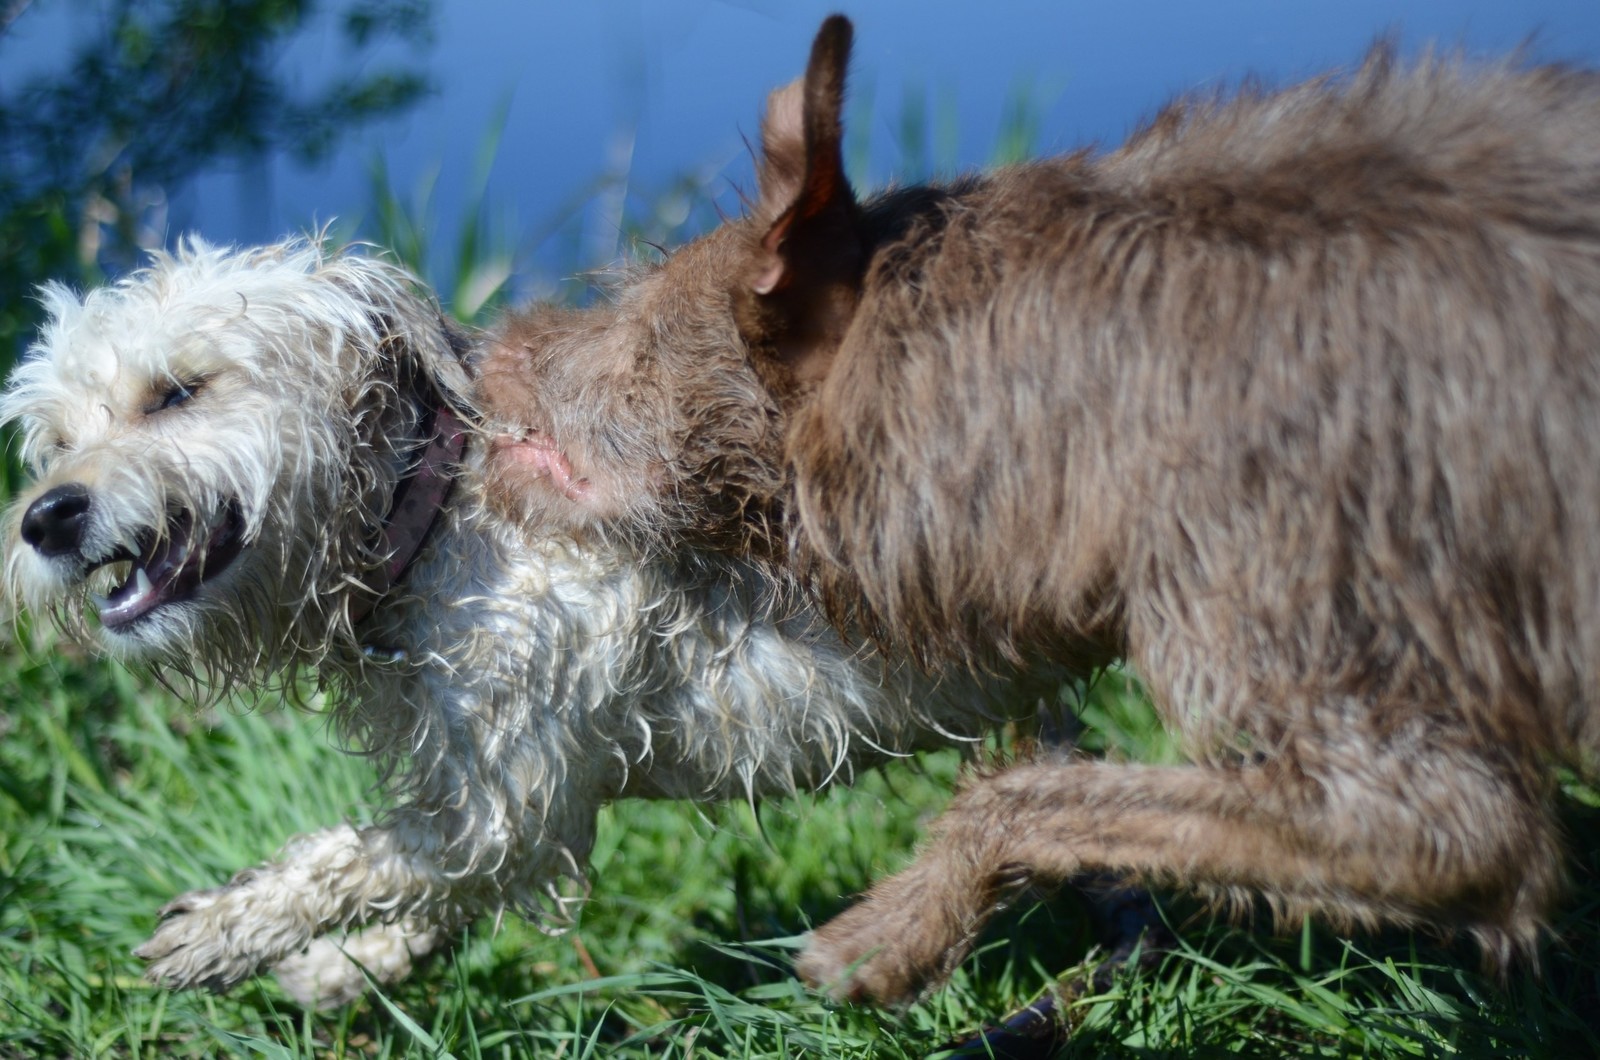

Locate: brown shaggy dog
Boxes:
[478,16,1600,1005]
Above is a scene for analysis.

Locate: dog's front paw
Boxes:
[135,886,260,992]
[135,881,314,993]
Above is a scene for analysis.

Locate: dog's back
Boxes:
[786,49,1600,762]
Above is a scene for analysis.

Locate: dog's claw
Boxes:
[131,938,173,961]
[153,887,221,921]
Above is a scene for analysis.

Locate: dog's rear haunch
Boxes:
[478,17,1600,1004]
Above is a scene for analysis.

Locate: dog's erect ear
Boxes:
[744,15,864,386]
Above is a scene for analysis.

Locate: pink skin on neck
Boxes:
[492,431,590,500]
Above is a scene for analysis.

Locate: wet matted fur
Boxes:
[0,237,1032,1008]
[475,17,1600,1005]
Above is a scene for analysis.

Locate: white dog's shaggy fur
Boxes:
[1,239,1027,1008]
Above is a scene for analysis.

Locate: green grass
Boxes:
[4,629,1600,1058]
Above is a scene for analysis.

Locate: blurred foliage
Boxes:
[0,0,435,425]
[363,104,517,326]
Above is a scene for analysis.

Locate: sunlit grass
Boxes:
[5,624,1600,1056]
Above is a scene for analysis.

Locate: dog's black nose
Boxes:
[21,483,92,557]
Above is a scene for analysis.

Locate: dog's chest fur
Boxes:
[337,453,1018,896]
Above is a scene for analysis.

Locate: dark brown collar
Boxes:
[351,403,469,625]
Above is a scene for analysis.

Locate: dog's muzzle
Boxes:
[21,483,248,632]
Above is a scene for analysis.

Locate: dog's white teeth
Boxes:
[90,592,109,611]
[134,567,154,597]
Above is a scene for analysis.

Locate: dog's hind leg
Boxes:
[796,717,1563,1006]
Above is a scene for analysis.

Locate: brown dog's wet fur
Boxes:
[478,16,1600,1006]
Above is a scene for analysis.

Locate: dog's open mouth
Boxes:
[90,502,247,631]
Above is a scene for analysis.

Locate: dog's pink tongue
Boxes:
[98,565,160,628]
[496,431,590,500]
[99,541,181,629]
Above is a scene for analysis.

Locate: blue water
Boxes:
[10,0,1600,297]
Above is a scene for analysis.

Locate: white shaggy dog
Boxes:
[1,238,1025,1008]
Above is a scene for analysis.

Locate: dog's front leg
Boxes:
[135,820,468,997]
[798,733,1561,1006]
